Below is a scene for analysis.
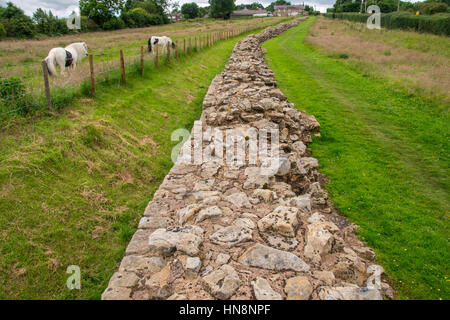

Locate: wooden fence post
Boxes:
[183,38,186,55]
[167,44,171,63]
[155,43,159,68]
[41,60,52,110]
[120,50,126,84]
[140,46,145,76]
[175,40,178,58]
[189,38,191,54]
[89,54,95,96]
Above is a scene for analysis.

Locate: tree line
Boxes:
[330,0,450,14]
[0,0,314,40]
[178,0,319,20]
[0,0,170,39]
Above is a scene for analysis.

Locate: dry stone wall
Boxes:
[102,19,393,300]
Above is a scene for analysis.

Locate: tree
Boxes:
[79,0,125,26]
[235,2,264,10]
[266,0,291,12]
[181,3,199,19]
[122,0,169,25]
[0,2,23,19]
[209,0,235,19]
[198,6,210,17]
[0,2,36,38]
[419,1,448,14]
[33,8,69,36]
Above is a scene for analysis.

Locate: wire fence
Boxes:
[0,18,290,117]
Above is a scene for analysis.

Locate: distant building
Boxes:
[169,12,184,21]
[273,5,306,16]
[232,8,269,17]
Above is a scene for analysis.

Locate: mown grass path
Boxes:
[264,17,449,300]
[0,32,256,299]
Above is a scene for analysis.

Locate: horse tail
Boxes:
[171,41,175,49]
[148,38,152,52]
[45,53,56,77]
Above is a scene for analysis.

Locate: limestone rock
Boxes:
[177,204,203,225]
[243,167,270,190]
[108,271,139,288]
[239,243,310,272]
[312,270,335,286]
[201,161,221,178]
[138,216,174,229]
[258,206,300,238]
[304,220,339,264]
[216,253,231,265]
[210,218,255,246]
[318,286,382,300]
[195,206,222,223]
[145,264,174,299]
[186,257,202,277]
[266,235,299,251]
[225,192,252,209]
[252,189,275,203]
[252,277,282,300]
[148,225,204,257]
[167,293,188,300]
[202,264,240,299]
[289,194,311,213]
[284,276,313,300]
[119,255,165,274]
[101,287,132,300]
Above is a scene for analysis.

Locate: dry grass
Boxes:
[307,17,450,101]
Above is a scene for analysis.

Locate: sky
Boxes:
[0,0,421,16]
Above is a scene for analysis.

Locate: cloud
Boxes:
[2,0,79,17]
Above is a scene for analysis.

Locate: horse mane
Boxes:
[66,42,86,56]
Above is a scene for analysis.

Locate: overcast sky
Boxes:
[0,0,420,16]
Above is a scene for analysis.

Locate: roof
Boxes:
[274,5,305,10]
[232,8,268,15]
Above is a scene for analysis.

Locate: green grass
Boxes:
[0,31,257,299]
[263,17,449,300]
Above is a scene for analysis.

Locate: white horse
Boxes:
[45,42,88,76]
[148,36,175,55]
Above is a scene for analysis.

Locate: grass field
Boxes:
[0,25,269,299]
[0,17,287,94]
[263,16,449,300]
[308,17,450,102]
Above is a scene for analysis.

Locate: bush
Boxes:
[80,16,101,32]
[4,15,36,38]
[325,11,450,36]
[419,2,448,15]
[123,8,163,28]
[102,17,126,30]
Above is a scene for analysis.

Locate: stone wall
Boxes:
[102,19,393,300]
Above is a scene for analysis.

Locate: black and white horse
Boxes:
[148,36,175,55]
[45,42,89,76]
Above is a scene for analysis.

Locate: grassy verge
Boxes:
[0,30,257,299]
[306,17,450,102]
[263,17,449,300]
